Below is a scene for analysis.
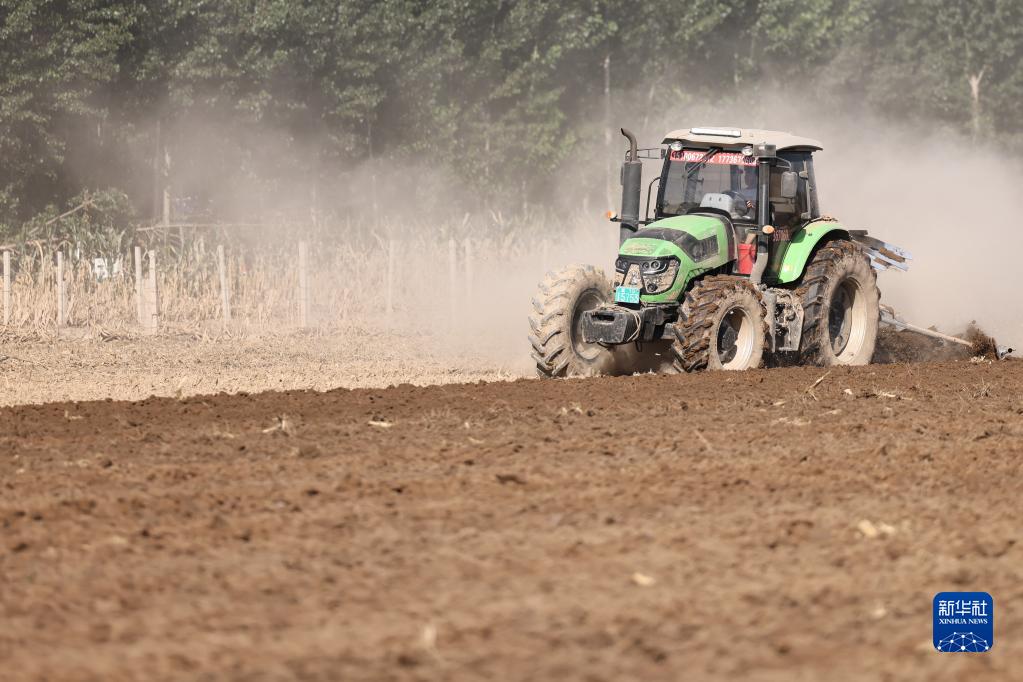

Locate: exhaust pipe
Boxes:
[621,127,638,161]
[619,128,642,245]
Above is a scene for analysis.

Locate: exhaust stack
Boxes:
[619,128,642,245]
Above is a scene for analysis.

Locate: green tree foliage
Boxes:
[0,0,134,223]
[2,0,1023,230]
[827,0,1023,137]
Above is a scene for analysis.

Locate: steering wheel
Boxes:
[723,190,754,219]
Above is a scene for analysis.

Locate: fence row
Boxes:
[0,235,563,335]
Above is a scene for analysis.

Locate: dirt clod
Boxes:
[964,323,1000,359]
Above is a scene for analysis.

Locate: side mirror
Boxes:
[780,171,798,199]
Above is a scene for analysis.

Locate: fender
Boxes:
[771,221,850,284]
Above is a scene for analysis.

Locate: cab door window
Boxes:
[770,152,810,233]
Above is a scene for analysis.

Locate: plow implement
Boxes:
[855,235,1013,359]
[880,305,1014,360]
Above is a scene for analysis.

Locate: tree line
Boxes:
[1,0,1021,233]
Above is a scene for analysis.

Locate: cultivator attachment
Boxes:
[880,305,1014,360]
[853,236,1013,359]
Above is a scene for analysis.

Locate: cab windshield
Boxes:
[658,149,758,222]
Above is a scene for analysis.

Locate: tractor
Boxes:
[529,126,913,377]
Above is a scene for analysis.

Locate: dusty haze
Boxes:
[105,91,1022,377]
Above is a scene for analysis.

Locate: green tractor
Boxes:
[529,126,912,377]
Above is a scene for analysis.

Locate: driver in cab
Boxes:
[733,166,757,219]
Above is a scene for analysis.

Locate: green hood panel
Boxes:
[624,214,725,241]
[618,237,683,259]
[618,215,732,303]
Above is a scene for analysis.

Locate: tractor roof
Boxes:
[662,127,823,152]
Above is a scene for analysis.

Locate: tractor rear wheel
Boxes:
[796,240,879,366]
[529,265,621,378]
[672,275,766,372]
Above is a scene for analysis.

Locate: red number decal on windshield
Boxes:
[670,149,756,166]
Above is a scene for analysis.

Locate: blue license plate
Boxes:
[614,286,641,304]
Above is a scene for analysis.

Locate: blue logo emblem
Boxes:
[933,592,993,652]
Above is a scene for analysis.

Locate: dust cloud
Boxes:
[817,126,1022,352]
[333,94,1023,371]
[161,90,1021,374]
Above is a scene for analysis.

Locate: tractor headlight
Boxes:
[613,258,627,287]
[641,258,680,294]
[622,263,643,288]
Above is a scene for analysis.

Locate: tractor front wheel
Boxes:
[796,240,880,366]
[529,265,621,378]
[672,275,767,372]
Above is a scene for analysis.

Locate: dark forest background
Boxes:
[2,0,1021,235]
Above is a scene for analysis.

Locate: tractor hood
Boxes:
[616,214,732,303]
[619,214,729,259]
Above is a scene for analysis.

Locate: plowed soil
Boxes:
[2,360,1022,681]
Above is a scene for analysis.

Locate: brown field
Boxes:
[0,331,520,407]
[2,355,1021,680]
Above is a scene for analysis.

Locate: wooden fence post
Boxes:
[217,244,231,325]
[162,146,172,227]
[463,237,473,304]
[145,250,159,333]
[134,246,144,325]
[3,250,10,326]
[448,238,457,321]
[386,239,395,317]
[298,240,309,327]
[56,250,65,329]
[466,236,472,319]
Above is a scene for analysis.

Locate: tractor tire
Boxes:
[796,240,880,366]
[528,265,621,378]
[672,275,767,372]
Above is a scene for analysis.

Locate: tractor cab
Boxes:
[653,128,822,237]
[609,126,826,308]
